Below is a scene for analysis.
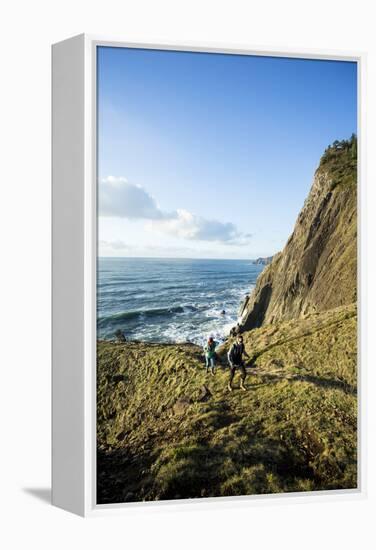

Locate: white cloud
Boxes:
[99,176,251,245]
[99,239,134,251]
[99,239,199,256]
[148,209,246,244]
[99,176,165,220]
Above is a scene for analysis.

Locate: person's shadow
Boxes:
[23,488,51,504]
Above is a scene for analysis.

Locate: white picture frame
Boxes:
[52,34,367,517]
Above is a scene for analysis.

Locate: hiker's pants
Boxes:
[229,362,246,383]
[206,356,215,369]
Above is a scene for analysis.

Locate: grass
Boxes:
[319,136,357,191]
[97,303,357,503]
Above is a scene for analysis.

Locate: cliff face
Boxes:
[241,139,357,330]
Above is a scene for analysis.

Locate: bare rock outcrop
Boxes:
[241,138,357,330]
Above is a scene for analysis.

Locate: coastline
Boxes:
[96,140,358,503]
[97,257,263,344]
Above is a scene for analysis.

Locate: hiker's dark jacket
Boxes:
[228,342,245,365]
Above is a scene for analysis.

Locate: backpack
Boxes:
[228,343,243,364]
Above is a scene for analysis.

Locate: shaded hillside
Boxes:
[241,136,357,330]
[97,303,357,504]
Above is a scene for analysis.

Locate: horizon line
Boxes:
[97,255,273,261]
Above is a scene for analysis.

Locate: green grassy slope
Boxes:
[97,303,357,504]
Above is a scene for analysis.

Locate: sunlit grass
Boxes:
[97,303,357,503]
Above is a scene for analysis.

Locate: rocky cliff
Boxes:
[241,137,357,330]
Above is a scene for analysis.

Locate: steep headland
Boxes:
[241,137,357,329]
[97,137,358,503]
[252,256,274,265]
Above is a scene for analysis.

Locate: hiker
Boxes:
[227,334,250,392]
[229,326,236,338]
[235,323,242,335]
[204,336,218,376]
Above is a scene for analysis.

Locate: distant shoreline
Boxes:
[98,256,275,262]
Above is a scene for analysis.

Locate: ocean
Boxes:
[97,257,264,345]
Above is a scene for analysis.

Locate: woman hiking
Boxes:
[204,336,218,376]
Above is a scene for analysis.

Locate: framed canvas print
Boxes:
[52,35,366,516]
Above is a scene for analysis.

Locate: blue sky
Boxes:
[97,47,357,259]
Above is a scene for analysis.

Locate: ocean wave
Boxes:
[98,304,198,325]
[97,258,264,342]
